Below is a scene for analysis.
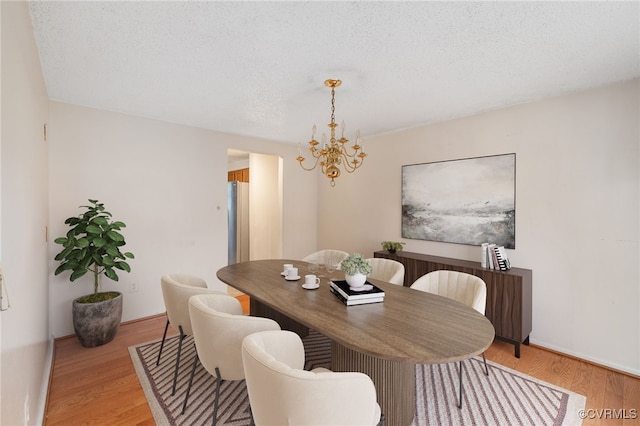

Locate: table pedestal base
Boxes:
[250,299,309,337]
[332,341,415,426]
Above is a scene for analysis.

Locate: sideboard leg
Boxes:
[515,342,521,358]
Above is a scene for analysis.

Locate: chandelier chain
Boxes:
[330,87,336,131]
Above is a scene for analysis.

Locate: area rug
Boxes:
[129,331,585,426]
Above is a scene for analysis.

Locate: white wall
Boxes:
[1,1,51,424]
[249,153,283,260]
[318,79,640,375]
[48,102,318,337]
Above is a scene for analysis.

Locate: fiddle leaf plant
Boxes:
[54,199,134,300]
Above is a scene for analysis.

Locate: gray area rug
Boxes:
[129,331,585,425]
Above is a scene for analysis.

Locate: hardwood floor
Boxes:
[45,315,639,425]
[484,341,639,426]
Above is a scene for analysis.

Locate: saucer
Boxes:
[349,284,373,292]
[302,283,320,290]
[285,275,301,281]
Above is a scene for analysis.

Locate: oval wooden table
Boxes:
[217,259,495,426]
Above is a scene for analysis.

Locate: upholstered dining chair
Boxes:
[159,274,225,395]
[410,270,489,408]
[185,293,280,425]
[366,258,405,285]
[302,249,349,266]
[241,330,382,426]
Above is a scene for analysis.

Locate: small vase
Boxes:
[345,273,367,289]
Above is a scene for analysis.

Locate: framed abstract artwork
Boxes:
[402,153,516,248]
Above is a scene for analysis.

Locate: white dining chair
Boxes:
[302,249,349,266]
[242,330,382,426]
[159,274,225,395]
[410,270,489,408]
[366,257,405,285]
[185,293,280,424]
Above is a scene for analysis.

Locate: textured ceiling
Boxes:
[29,1,639,144]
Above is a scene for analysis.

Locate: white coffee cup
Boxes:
[305,274,320,286]
[285,267,298,278]
[283,263,293,274]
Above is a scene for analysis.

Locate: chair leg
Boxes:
[172,325,186,396]
[156,318,170,366]
[211,367,222,426]
[458,361,463,409]
[482,352,489,376]
[181,345,199,414]
[249,404,255,426]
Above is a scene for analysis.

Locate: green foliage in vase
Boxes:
[340,253,372,276]
[381,241,405,252]
[54,199,135,298]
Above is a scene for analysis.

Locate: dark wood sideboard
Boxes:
[374,250,532,357]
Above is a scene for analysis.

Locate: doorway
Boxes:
[227,149,284,262]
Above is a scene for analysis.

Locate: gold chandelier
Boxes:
[296,79,366,186]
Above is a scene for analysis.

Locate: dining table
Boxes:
[217,259,495,426]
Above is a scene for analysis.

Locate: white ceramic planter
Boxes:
[345,273,367,288]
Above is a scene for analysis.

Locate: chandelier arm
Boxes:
[297,155,322,172]
[344,160,364,173]
[309,149,325,160]
[340,153,363,173]
[339,152,355,173]
[341,143,363,157]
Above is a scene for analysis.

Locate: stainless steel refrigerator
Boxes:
[227,181,249,265]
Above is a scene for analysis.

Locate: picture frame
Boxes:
[402,153,516,248]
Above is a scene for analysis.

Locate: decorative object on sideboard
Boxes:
[402,153,516,248]
[339,253,372,289]
[54,199,135,347]
[296,79,367,187]
[381,241,405,254]
[481,243,511,270]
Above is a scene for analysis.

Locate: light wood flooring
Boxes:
[45,313,639,426]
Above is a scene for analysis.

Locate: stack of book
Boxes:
[481,243,511,271]
[329,280,385,306]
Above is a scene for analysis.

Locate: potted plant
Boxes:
[54,199,135,347]
[381,241,405,254]
[340,253,372,289]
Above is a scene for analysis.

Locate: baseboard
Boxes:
[120,312,167,326]
[54,312,168,341]
[37,335,56,426]
[529,340,640,379]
